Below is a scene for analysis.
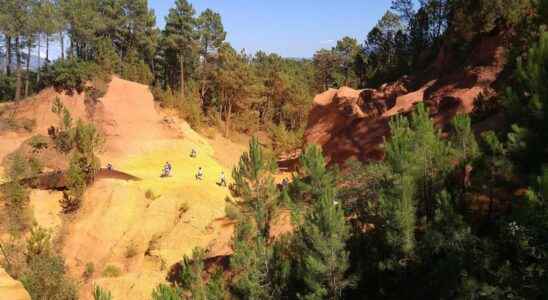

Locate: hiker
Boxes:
[218,171,227,187]
[162,162,172,177]
[106,163,113,171]
[195,167,204,180]
[190,148,197,158]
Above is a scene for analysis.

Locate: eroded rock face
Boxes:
[0,268,31,300]
[304,31,507,165]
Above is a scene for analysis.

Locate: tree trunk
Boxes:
[69,36,74,58]
[6,36,11,76]
[225,100,232,137]
[45,34,49,64]
[15,36,22,101]
[179,54,185,99]
[60,32,65,60]
[25,40,31,98]
[36,35,41,83]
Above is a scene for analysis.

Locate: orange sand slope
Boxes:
[0,76,246,300]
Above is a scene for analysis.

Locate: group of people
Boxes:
[159,148,227,186]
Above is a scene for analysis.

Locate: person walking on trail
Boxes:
[106,163,113,171]
[218,171,227,187]
[196,167,204,180]
[190,148,197,158]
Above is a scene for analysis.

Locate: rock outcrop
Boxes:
[304,31,507,165]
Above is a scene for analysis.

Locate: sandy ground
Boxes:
[56,77,238,300]
[0,76,247,300]
[0,267,31,300]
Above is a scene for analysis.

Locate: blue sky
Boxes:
[47,1,393,59]
[152,0,393,58]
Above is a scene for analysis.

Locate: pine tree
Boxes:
[197,8,225,104]
[216,43,258,137]
[232,136,279,238]
[163,0,197,99]
[296,145,351,300]
[451,114,479,204]
[151,284,182,300]
[230,216,273,299]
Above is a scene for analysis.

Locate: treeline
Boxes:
[0,0,315,142]
[313,0,535,88]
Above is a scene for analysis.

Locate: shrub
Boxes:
[53,131,74,153]
[120,49,154,84]
[21,226,78,300]
[151,284,182,300]
[0,73,16,101]
[93,285,112,300]
[2,153,33,232]
[60,153,87,213]
[28,135,49,152]
[269,123,304,156]
[41,58,99,93]
[102,265,122,277]
[83,262,95,279]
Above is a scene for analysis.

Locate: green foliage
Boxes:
[229,216,273,299]
[93,285,112,300]
[41,59,99,93]
[269,123,304,156]
[2,153,35,232]
[151,283,182,300]
[295,145,351,300]
[83,262,95,279]
[232,136,279,238]
[120,49,154,84]
[102,265,122,277]
[21,226,78,300]
[28,134,49,152]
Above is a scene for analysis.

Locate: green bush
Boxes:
[102,265,122,278]
[21,226,78,300]
[0,73,16,101]
[93,285,112,300]
[41,59,99,93]
[268,123,304,156]
[83,262,95,279]
[120,49,154,84]
[28,135,49,152]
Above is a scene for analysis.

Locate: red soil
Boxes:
[304,31,508,165]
